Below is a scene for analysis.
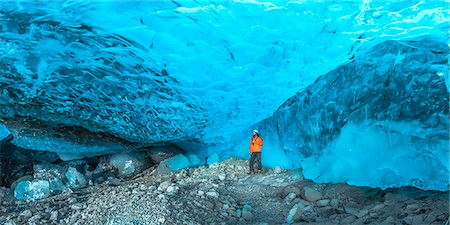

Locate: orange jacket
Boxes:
[249,136,263,153]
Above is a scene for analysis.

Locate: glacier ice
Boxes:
[1,0,448,156]
[157,154,203,173]
[65,167,87,189]
[250,38,449,190]
[207,153,220,166]
[302,123,449,191]
[186,154,202,167]
[48,177,66,193]
[14,179,51,201]
[0,0,448,192]
[0,124,10,142]
[33,163,67,193]
[108,154,145,178]
[33,163,66,181]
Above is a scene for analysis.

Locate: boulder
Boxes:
[280,185,302,198]
[302,186,323,202]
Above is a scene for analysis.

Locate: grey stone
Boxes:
[218,173,226,181]
[206,191,219,198]
[281,185,302,198]
[302,186,323,202]
[20,210,32,219]
[285,192,297,203]
[70,203,84,210]
[316,199,330,207]
[50,211,59,221]
[273,166,283,174]
[242,210,253,221]
[330,198,339,208]
[166,185,179,193]
[158,181,172,191]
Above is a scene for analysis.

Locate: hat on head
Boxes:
[253,129,258,134]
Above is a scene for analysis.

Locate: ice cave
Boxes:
[0,0,448,224]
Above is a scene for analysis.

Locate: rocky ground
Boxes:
[0,158,448,225]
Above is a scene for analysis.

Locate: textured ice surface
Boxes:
[0,124,10,141]
[207,153,220,166]
[1,0,448,155]
[0,1,449,190]
[157,154,203,173]
[33,163,66,181]
[249,38,449,190]
[65,167,87,189]
[14,179,51,201]
[302,123,449,191]
[108,154,145,178]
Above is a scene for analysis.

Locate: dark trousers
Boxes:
[249,152,262,173]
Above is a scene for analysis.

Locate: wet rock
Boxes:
[380,215,397,225]
[70,203,84,210]
[316,199,330,207]
[302,186,323,202]
[280,185,302,198]
[341,215,357,224]
[19,209,33,219]
[28,214,42,224]
[218,173,226,181]
[204,200,215,209]
[273,166,283,174]
[404,203,420,213]
[287,201,316,224]
[107,177,121,186]
[50,211,59,221]
[285,192,297,203]
[206,191,219,198]
[166,185,179,193]
[242,210,254,221]
[350,209,369,218]
[370,203,385,212]
[158,181,172,191]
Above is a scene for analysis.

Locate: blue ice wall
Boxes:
[244,38,449,191]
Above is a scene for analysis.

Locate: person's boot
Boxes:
[257,169,262,174]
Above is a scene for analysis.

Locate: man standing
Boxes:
[249,130,263,174]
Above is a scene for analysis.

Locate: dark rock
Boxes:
[280,185,302,198]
